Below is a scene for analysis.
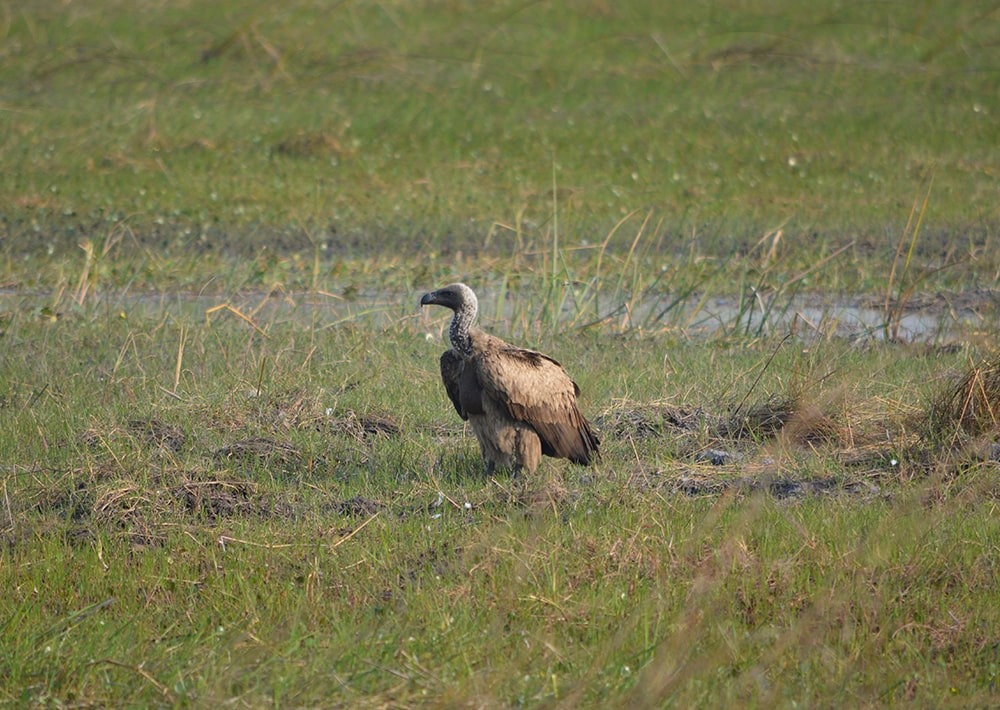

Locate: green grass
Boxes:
[2,292,999,706]
[2,1,999,706]
[2,0,999,290]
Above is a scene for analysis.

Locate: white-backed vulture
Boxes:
[420,282,599,475]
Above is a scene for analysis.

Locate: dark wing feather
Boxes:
[440,350,484,420]
[473,333,599,464]
[439,350,467,420]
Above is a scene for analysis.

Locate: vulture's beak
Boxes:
[419,291,437,307]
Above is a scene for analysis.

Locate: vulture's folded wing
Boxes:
[439,350,467,420]
[475,341,599,464]
[440,350,485,420]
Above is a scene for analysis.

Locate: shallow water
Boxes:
[2,287,995,343]
[674,294,970,341]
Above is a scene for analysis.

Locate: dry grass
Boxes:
[927,353,1000,446]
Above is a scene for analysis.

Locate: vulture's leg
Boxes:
[515,429,542,476]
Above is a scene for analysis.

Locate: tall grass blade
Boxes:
[884,176,934,341]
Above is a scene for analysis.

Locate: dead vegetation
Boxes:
[9,395,404,546]
[599,392,841,462]
[594,354,1000,496]
[722,393,838,443]
[213,437,309,470]
[596,402,706,440]
[926,353,1000,448]
[326,410,401,442]
[12,358,999,550]
[81,417,186,457]
[598,392,838,445]
[201,388,400,441]
[126,418,186,452]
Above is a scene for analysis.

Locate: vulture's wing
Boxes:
[440,350,485,420]
[475,340,599,464]
[440,350,466,420]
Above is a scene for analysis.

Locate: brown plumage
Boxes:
[420,283,599,475]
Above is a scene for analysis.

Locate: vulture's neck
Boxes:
[449,300,477,359]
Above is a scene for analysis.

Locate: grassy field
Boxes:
[2,1,1000,707]
[2,0,999,286]
[2,293,999,706]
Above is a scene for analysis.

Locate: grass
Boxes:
[2,0,999,291]
[2,289,998,706]
[2,1,999,706]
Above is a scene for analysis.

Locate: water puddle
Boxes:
[1,287,995,342]
[666,293,980,341]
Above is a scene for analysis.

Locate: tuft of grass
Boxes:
[926,353,1000,450]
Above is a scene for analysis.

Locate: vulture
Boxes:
[420,282,599,475]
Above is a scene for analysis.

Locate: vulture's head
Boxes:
[420,283,478,314]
